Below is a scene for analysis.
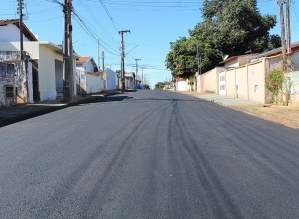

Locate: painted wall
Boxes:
[247,60,266,103]
[55,59,63,93]
[204,67,224,93]
[85,74,103,94]
[0,42,39,59]
[226,68,236,97]
[286,71,299,106]
[38,45,62,100]
[235,65,248,100]
[176,81,187,91]
[105,68,118,90]
[0,24,30,42]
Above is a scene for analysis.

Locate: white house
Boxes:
[76,56,103,94]
[0,19,78,102]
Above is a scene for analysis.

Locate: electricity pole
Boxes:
[68,1,73,102]
[63,0,73,102]
[135,58,141,89]
[286,0,291,53]
[279,0,286,70]
[98,38,100,72]
[102,51,105,71]
[18,0,23,60]
[118,30,130,90]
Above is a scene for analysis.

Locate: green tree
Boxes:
[190,0,280,56]
[165,36,222,79]
[154,82,165,90]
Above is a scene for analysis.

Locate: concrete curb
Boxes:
[0,91,118,127]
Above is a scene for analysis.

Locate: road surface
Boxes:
[0,90,299,218]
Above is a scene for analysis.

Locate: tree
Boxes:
[154,82,165,90]
[190,0,280,56]
[165,36,223,79]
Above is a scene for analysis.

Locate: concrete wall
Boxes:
[105,68,118,90]
[0,24,30,42]
[177,81,187,91]
[55,59,63,93]
[235,65,248,100]
[0,42,39,59]
[85,74,103,94]
[197,75,205,93]
[247,60,266,103]
[286,71,299,106]
[226,68,236,97]
[38,45,62,100]
[204,67,224,93]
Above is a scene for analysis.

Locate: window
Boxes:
[5,86,14,98]
[220,85,225,90]
[254,85,258,93]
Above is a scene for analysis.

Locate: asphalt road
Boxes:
[1,90,299,218]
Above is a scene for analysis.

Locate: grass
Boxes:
[251,107,258,112]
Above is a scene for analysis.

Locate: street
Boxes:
[0,90,299,218]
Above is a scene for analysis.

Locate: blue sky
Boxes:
[1,0,299,89]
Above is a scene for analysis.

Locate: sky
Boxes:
[1,0,299,89]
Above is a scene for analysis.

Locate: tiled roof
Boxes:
[0,19,38,41]
[76,56,91,63]
[256,41,299,58]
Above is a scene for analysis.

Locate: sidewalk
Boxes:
[0,90,121,127]
[176,91,299,129]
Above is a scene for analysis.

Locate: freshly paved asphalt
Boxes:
[0,90,299,218]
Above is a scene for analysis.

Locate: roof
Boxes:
[76,56,91,63]
[0,19,38,41]
[256,41,299,58]
[219,53,259,64]
[39,41,80,58]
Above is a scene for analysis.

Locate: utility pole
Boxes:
[279,0,287,70]
[196,46,199,76]
[135,58,141,89]
[102,51,105,71]
[286,0,291,53]
[18,0,24,60]
[118,30,130,90]
[98,38,100,72]
[63,0,73,102]
[68,0,73,102]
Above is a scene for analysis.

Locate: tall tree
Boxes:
[190,0,280,56]
[165,36,222,79]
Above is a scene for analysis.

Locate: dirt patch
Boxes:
[176,90,299,130]
[232,105,299,129]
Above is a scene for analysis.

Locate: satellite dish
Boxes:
[223,55,229,60]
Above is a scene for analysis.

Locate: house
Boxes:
[0,19,79,102]
[218,54,258,96]
[76,56,103,94]
[125,72,135,89]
